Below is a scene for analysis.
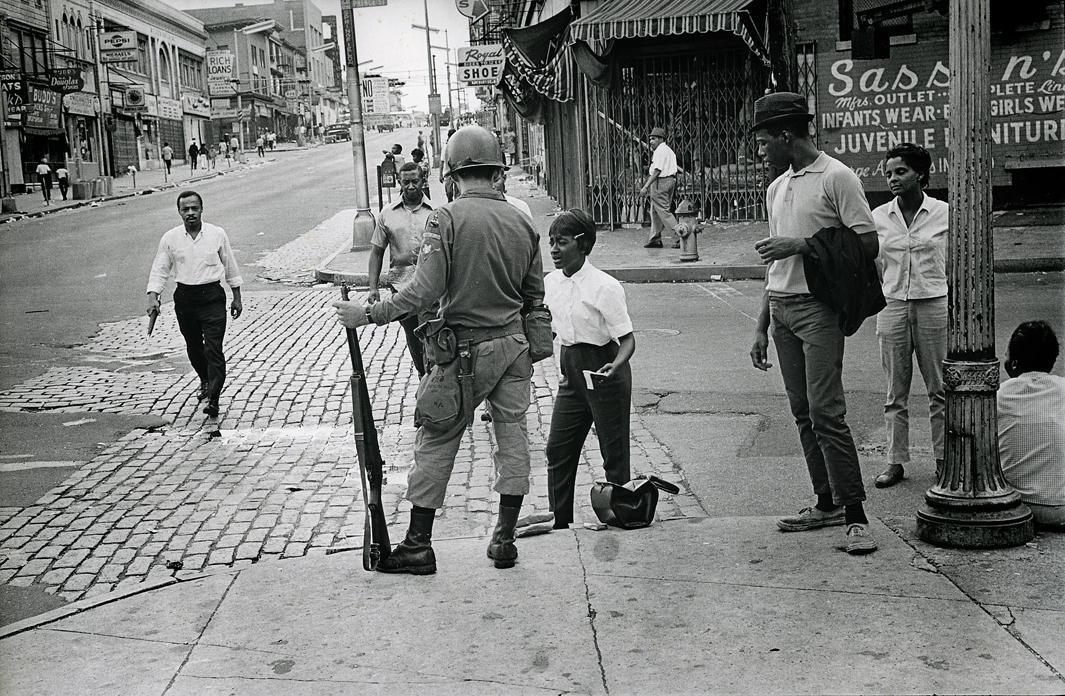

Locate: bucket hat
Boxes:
[750,92,814,131]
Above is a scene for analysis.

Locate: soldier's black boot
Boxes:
[487,505,521,569]
[378,508,436,575]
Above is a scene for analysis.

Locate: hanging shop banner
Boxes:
[207,50,236,96]
[2,71,26,126]
[48,68,85,94]
[24,83,62,131]
[456,45,505,86]
[63,91,100,116]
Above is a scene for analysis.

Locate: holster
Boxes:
[415,317,457,366]
[457,339,475,429]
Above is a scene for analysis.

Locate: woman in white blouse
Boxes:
[872,143,948,488]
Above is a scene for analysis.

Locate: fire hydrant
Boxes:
[673,199,703,262]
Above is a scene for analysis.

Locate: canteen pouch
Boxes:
[523,304,554,363]
[414,360,461,429]
[415,317,458,366]
[589,476,682,529]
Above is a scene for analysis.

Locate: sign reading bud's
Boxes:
[456,45,504,86]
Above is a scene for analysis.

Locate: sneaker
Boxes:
[776,506,845,532]
[841,523,878,554]
[643,240,663,249]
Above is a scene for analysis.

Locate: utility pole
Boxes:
[416,0,440,167]
[340,0,375,250]
[915,0,1033,548]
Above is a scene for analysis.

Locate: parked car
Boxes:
[325,123,351,142]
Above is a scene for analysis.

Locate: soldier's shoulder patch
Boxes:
[426,211,441,228]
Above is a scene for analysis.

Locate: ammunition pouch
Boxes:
[522,305,554,363]
[415,317,458,366]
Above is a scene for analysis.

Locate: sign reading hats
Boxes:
[100,30,137,64]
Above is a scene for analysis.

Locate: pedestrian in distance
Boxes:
[440,127,457,202]
[35,157,52,206]
[748,91,882,555]
[188,140,199,172]
[161,142,174,176]
[366,161,434,378]
[640,127,680,249]
[871,143,948,488]
[493,167,532,220]
[229,134,239,157]
[502,128,517,166]
[55,164,69,201]
[998,320,1065,531]
[416,130,425,151]
[256,133,265,158]
[207,144,218,170]
[267,130,276,150]
[541,209,636,531]
[146,191,243,419]
[409,148,432,200]
[334,124,546,575]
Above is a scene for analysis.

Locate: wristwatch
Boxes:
[364,307,374,324]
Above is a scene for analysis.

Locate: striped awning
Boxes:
[570,0,770,65]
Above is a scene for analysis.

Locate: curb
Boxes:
[0,161,272,224]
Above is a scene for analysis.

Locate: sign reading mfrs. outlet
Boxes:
[456,45,504,86]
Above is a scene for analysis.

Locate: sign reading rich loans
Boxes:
[206,50,235,96]
[456,45,504,86]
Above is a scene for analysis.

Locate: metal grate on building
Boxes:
[581,46,770,227]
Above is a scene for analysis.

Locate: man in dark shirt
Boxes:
[335,125,544,574]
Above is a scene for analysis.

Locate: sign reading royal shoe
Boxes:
[456,45,505,86]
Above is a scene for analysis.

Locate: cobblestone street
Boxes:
[0,222,702,606]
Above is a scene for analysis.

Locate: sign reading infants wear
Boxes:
[817,45,1065,188]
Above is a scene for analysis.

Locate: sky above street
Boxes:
[166,0,478,113]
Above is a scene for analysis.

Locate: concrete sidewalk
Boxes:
[315,170,1065,285]
[2,511,1062,694]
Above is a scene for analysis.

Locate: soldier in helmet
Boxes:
[333,124,545,575]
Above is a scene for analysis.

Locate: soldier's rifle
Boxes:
[339,286,391,571]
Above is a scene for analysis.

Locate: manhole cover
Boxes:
[635,328,680,336]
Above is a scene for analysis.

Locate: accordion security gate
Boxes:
[581,47,770,227]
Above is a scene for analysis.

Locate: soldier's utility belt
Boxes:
[452,321,523,345]
[415,319,522,367]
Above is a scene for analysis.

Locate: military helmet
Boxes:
[444,125,504,177]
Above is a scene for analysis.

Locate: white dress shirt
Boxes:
[505,194,532,220]
[545,261,633,347]
[146,222,243,295]
[649,142,678,177]
[874,193,949,300]
[998,372,1065,507]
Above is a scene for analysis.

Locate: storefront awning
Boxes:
[570,0,770,66]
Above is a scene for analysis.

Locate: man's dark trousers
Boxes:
[174,282,227,403]
[547,342,631,527]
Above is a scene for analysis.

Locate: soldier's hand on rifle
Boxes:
[333,299,370,329]
[366,287,380,303]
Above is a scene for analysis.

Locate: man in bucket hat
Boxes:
[639,126,680,249]
[747,92,881,555]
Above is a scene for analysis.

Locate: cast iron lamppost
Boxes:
[915,0,1033,548]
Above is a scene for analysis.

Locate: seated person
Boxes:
[998,320,1065,530]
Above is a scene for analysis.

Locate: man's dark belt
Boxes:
[177,281,222,289]
[451,320,523,345]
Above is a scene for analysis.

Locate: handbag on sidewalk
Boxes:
[590,475,681,529]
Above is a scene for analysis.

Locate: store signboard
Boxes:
[100,49,135,64]
[24,83,62,130]
[101,31,136,51]
[157,96,182,120]
[2,71,26,126]
[48,68,85,94]
[456,45,504,86]
[63,91,100,116]
[182,93,211,117]
[207,50,235,96]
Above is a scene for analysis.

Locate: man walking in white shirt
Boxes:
[639,126,680,249]
[146,191,243,418]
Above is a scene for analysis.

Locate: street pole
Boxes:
[340,0,375,251]
[443,30,453,122]
[915,0,1033,548]
[420,0,440,167]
